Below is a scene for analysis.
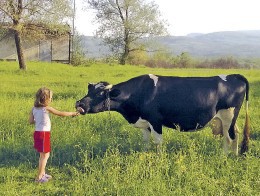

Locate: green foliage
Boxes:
[144,51,196,68]
[0,0,73,70]
[0,61,259,195]
[197,56,240,69]
[127,49,149,65]
[137,50,253,69]
[71,33,89,66]
[88,0,168,64]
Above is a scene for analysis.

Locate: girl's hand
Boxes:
[76,107,84,114]
[72,112,80,117]
[72,107,84,117]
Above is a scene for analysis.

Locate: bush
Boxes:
[127,50,149,66]
[197,56,241,69]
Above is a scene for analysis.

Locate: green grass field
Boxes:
[0,61,259,195]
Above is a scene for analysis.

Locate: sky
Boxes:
[74,0,260,36]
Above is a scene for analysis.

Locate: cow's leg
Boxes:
[142,128,151,150]
[226,103,242,155]
[151,129,163,153]
[223,126,232,155]
[148,123,163,154]
[231,124,239,155]
[215,108,235,154]
[132,117,151,150]
[211,108,237,154]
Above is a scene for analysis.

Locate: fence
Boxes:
[0,34,71,63]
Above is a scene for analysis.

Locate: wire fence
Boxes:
[0,34,71,63]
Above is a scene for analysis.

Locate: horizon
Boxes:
[80,29,260,37]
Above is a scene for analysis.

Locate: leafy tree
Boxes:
[87,0,168,65]
[147,49,174,68]
[175,52,192,68]
[127,45,149,65]
[0,0,73,70]
[71,33,88,66]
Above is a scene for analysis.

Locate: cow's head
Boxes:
[76,82,115,115]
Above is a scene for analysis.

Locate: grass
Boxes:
[0,61,259,195]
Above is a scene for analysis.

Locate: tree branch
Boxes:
[115,0,125,23]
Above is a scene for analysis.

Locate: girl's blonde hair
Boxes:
[34,87,52,107]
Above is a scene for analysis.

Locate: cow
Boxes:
[76,74,250,155]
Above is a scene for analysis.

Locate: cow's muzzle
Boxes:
[75,101,87,115]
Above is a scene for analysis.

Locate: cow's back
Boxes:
[141,74,247,131]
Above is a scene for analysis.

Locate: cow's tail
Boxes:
[238,75,250,154]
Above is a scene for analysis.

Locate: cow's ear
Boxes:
[88,83,95,90]
[109,89,121,98]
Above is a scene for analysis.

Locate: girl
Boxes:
[29,87,80,183]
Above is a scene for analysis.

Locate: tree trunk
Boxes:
[13,0,26,70]
[14,30,26,70]
[120,47,129,65]
[120,31,130,65]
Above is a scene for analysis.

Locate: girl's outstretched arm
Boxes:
[46,106,79,117]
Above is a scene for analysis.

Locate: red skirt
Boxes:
[33,131,51,153]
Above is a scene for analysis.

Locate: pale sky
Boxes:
[74,0,260,36]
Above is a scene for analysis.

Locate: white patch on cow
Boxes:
[142,129,151,150]
[210,117,223,135]
[132,118,151,150]
[133,118,162,145]
[132,117,150,129]
[148,74,159,86]
[218,74,227,81]
[132,117,162,152]
[142,129,151,142]
[94,83,105,89]
[150,127,163,154]
[151,129,162,145]
[209,107,236,154]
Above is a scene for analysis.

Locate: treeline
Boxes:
[72,39,258,69]
[128,51,254,69]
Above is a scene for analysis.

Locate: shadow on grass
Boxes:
[0,128,144,168]
[1,122,260,168]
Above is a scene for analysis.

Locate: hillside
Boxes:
[81,30,260,58]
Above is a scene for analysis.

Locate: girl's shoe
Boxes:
[35,175,48,183]
[44,174,52,179]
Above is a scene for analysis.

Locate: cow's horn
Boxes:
[104,84,113,89]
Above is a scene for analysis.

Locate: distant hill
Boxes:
[81,30,260,58]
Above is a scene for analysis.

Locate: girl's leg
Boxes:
[37,152,50,180]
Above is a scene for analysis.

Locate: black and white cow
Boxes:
[76,74,250,155]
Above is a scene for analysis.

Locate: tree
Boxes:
[87,0,168,65]
[71,33,87,66]
[176,52,192,68]
[0,0,73,70]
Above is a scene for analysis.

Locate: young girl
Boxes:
[29,87,80,183]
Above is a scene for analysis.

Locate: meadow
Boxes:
[0,61,259,195]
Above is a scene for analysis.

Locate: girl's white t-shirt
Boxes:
[33,107,51,131]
